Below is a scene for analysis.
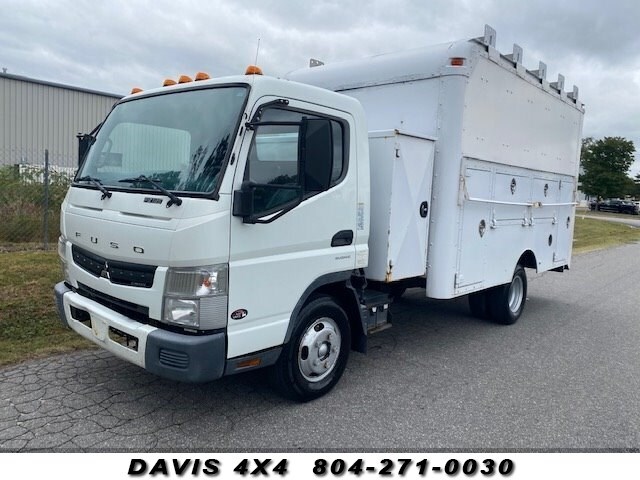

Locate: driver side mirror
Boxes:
[300,118,333,193]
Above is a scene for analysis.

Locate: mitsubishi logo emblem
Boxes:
[100,261,111,280]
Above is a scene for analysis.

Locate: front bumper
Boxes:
[54,282,226,382]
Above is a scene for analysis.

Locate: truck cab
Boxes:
[56,73,371,400]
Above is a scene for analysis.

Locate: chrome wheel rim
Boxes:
[508,275,524,313]
[298,317,341,383]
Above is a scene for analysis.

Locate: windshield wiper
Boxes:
[118,175,182,207]
[76,176,112,200]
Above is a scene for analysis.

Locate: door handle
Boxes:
[331,230,353,247]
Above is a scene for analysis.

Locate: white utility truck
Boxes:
[55,26,584,400]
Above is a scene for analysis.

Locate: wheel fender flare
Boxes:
[283,271,367,352]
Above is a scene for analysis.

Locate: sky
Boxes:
[2,0,639,175]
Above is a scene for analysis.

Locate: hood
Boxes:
[61,187,231,267]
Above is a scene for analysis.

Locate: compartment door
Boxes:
[553,177,575,264]
[366,132,435,282]
[456,163,492,289]
[386,134,435,281]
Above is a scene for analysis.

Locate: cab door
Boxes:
[226,99,357,359]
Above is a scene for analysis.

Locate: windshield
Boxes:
[77,86,248,194]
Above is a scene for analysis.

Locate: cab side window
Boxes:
[244,107,346,215]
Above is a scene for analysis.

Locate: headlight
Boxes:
[58,236,71,284]
[162,264,228,330]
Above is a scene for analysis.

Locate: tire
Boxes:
[271,296,351,401]
[468,290,490,319]
[487,264,527,325]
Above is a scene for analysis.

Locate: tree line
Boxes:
[579,136,639,199]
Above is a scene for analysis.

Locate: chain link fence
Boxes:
[0,150,75,251]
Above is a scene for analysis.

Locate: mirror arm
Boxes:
[233,182,303,224]
[251,197,303,224]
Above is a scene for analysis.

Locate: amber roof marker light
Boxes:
[245,65,263,75]
[163,78,177,87]
[195,72,211,81]
[130,87,143,94]
[178,75,193,84]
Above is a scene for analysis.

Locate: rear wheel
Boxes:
[487,264,527,325]
[272,296,351,401]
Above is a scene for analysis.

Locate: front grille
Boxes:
[77,283,150,323]
[159,349,189,369]
[72,245,157,288]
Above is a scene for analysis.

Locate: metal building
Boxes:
[0,72,122,170]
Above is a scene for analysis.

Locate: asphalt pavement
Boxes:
[1,243,639,452]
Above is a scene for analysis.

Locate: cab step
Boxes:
[360,291,392,334]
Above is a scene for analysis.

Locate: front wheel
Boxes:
[271,296,351,401]
[487,264,527,325]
